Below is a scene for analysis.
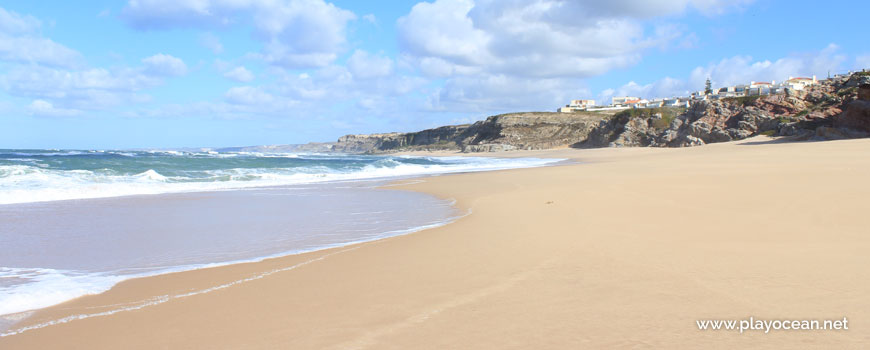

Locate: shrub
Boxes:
[610,107,685,130]
[777,116,795,124]
[837,87,856,97]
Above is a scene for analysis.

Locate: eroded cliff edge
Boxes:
[331,111,615,153]
[244,72,870,154]
[342,73,870,153]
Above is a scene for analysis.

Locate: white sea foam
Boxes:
[0,152,545,330]
[0,156,561,205]
[0,246,361,337]
[0,213,465,328]
[0,268,124,317]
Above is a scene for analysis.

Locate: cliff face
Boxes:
[328,72,870,154]
[332,125,471,153]
[333,112,614,153]
[578,74,870,148]
[834,82,870,132]
[460,112,610,151]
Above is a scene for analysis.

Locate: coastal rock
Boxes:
[844,74,870,87]
[333,125,470,153]
[813,126,849,140]
[333,111,614,153]
[834,100,870,132]
[754,94,806,116]
[813,126,870,140]
[860,84,870,101]
[461,112,608,151]
[683,135,705,146]
[321,72,870,154]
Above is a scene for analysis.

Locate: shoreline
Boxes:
[0,155,561,330]
[0,178,466,324]
[3,137,870,348]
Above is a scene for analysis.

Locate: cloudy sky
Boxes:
[1,0,868,149]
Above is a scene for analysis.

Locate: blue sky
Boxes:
[1,0,867,149]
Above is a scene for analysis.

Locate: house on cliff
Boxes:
[558,99,596,112]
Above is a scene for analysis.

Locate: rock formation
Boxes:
[250,72,870,154]
[330,112,615,153]
[834,83,870,132]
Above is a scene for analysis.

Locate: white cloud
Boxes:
[121,0,239,28]
[28,99,82,117]
[347,50,393,79]
[0,8,186,116]
[0,53,192,112]
[223,66,255,82]
[0,34,84,68]
[689,44,846,89]
[596,77,685,105]
[0,7,82,68]
[199,32,223,54]
[3,66,158,97]
[397,0,490,73]
[269,64,427,102]
[394,0,751,114]
[0,7,41,34]
[122,0,356,68]
[142,53,188,77]
[224,86,274,105]
[428,75,590,113]
[598,44,849,103]
[397,0,743,81]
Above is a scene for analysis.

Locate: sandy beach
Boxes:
[2,136,869,349]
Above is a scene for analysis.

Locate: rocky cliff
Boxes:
[327,72,870,153]
[575,73,870,148]
[332,111,616,153]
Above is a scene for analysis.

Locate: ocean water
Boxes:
[0,149,560,328]
[0,149,556,205]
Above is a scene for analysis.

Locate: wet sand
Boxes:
[2,137,870,349]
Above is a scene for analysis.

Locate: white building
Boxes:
[641,99,664,108]
[569,99,595,108]
[784,76,817,90]
[557,72,835,113]
[558,99,596,112]
[612,96,640,106]
[625,99,648,108]
[713,86,741,98]
[663,97,690,107]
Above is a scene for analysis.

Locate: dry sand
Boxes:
[2,137,869,349]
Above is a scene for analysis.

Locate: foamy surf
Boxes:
[0,215,463,336]
[0,150,560,205]
[0,246,362,337]
[0,150,557,332]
